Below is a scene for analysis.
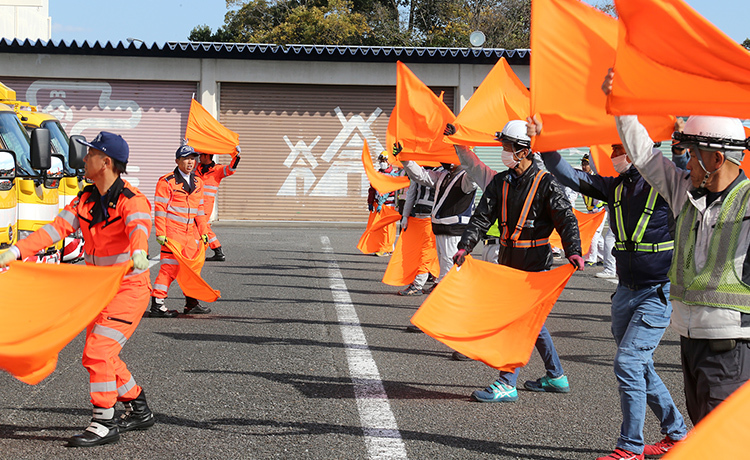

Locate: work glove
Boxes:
[156,235,167,246]
[392,142,403,157]
[368,203,374,212]
[568,254,584,271]
[400,216,408,231]
[0,249,18,268]
[131,250,149,271]
[201,234,209,244]
[375,204,382,212]
[443,123,456,136]
[453,248,468,266]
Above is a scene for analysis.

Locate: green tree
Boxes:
[743,38,750,50]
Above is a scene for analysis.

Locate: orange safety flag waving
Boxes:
[447,57,530,147]
[589,144,618,178]
[411,257,575,371]
[165,240,221,302]
[390,61,458,164]
[0,262,130,384]
[382,217,440,286]
[549,208,607,255]
[185,98,240,157]
[361,140,410,194]
[530,0,674,152]
[663,379,750,460]
[356,206,401,255]
[608,0,750,119]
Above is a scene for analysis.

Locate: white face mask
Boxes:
[379,162,388,170]
[502,149,520,169]
[612,155,632,174]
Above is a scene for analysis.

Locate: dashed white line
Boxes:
[320,235,408,460]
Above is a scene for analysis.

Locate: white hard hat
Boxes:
[673,116,749,165]
[495,120,531,148]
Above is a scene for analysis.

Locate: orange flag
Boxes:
[361,140,410,194]
[549,208,607,255]
[185,98,240,157]
[589,144,618,178]
[0,261,130,384]
[411,257,575,371]
[447,58,530,147]
[663,379,750,460]
[608,0,750,119]
[530,0,674,152]
[391,61,458,164]
[165,240,221,302]
[382,217,440,286]
[356,207,401,254]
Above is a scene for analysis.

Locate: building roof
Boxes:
[0,38,529,65]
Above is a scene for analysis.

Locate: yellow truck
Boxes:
[9,92,86,262]
[0,83,62,263]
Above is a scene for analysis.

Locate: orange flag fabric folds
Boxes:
[391,61,458,164]
[549,208,607,255]
[447,58,530,147]
[589,144,618,178]
[382,216,440,286]
[663,379,750,460]
[608,0,750,119]
[165,240,221,302]
[185,99,240,157]
[530,0,674,152]
[411,257,575,371]
[0,262,130,384]
[361,140,410,194]
[356,206,401,254]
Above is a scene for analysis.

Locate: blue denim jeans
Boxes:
[497,324,564,387]
[611,282,687,454]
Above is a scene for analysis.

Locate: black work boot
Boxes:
[149,297,178,318]
[118,389,155,432]
[184,296,211,314]
[67,406,119,447]
[206,246,226,262]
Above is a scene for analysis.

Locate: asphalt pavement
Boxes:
[0,225,690,459]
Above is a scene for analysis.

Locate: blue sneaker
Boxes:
[472,380,518,402]
[523,375,570,393]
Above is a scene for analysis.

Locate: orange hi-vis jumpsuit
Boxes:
[196,156,239,249]
[152,168,210,299]
[14,178,152,408]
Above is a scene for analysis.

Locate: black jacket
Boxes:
[458,162,581,272]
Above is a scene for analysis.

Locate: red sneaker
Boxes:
[643,436,681,458]
[596,448,644,460]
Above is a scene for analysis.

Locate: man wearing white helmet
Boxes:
[451,119,584,403]
[604,71,750,435]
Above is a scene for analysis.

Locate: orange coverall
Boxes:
[196,156,238,249]
[14,178,152,408]
[152,168,209,299]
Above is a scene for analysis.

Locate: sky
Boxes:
[48,0,750,46]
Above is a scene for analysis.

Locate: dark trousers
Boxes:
[680,336,750,424]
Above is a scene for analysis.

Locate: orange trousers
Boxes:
[82,273,150,408]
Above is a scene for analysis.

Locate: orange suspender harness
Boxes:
[500,170,550,249]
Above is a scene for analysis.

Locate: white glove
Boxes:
[131,250,149,271]
[401,216,408,231]
[0,249,18,268]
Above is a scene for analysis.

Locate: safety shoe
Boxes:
[597,448,644,460]
[452,351,473,361]
[643,436,681,458]
[206,246,226,262]
[184,297,211,314]
[148,297,178,318]
[523,374,570,393]
[67,406,120,447]
[118,390,155,432]
[596,271,618,279]
[422,283,438,294]
[398,285,423,296]
[472,380,518,402]
[586,261,597,267]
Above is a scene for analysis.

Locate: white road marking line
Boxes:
[321,236,408,460]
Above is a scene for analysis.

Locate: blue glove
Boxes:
[368,204,374,212]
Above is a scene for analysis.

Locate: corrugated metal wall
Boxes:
[219,83,454,222]
[0,77,196,204]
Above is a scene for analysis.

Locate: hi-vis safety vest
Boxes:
[583,195,604,212]
[613,182,674,253]
[669,180,750,312]
[499,170,550,249]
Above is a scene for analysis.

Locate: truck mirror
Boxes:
[68,135,86,169]
[30,128,51,171]
[0,150,16,181]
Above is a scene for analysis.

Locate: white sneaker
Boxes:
[595,271,617,279]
